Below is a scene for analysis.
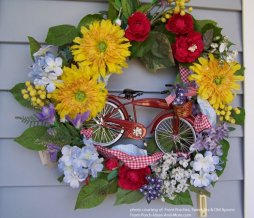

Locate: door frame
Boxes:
[243,0,254,217]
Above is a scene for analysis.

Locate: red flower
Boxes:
[118,165,151,190]
[105,158,119,171]
[125,12,151,42]
[172,31,204,63]
[166,13,194,35]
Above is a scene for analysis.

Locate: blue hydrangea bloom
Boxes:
[28,46,63,93]
[58,145,103,188]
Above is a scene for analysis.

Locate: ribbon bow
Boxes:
[194,114,212,133]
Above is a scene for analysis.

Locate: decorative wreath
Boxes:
[11,0,245,209]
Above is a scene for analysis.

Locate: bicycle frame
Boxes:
[104,94,178,140]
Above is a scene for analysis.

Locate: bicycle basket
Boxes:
[173,101,193,118]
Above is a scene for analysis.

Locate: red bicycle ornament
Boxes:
[86,84,196,154]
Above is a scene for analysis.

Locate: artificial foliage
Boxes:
[11,0,245,209]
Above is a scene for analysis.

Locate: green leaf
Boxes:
[228,127,236,132]
[201,23,222,37]
[189,185,211,198]
[57,175,64,183]
[58,46,73,67]
[107,178,118,194]
[131,0,141,10]
[231,107,245,125]
[108,0,118,21]
[107,169,118,181]
[217,139,230,177]
[130,32,155,58]
[77,14,103,31]
[10,83,33,109]
[114,0,122,10]
[75,179,108,209]
[194,19,217,32]
[141,32,175,72]
[153,24,176,44]
[15,126,48,151]
[137,3,153,13]
[121,0,133,19]
[114,188,143,205]
[146,138,160,154]
[121,0,140,19]
[27,36,41,61]
[174,72,183,85]
[235,66,245,76]
[90,172,108,182]
[203,29,214,49]
[165,191,193,206]
[45,25,79,46]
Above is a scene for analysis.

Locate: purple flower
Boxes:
[190,123,229,155]
[36,104,56,125]
[66,111,90,129]
[47,144,61,162]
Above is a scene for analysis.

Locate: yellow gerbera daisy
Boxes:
[71,19,131,77]
[189,54,244,109]
[52,65,107,119]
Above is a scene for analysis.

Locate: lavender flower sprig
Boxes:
[190,123,229,156]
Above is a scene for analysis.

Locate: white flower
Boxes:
[225,50,238,63]
[179,159,189,168]
[171,180,176,186]
[219,42,228,53]
[210,43,218,48]
[45,56,63,76]
[193,152,219,173]
[191,173,211,187]
[177,184,184,191]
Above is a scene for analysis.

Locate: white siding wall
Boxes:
[0,0,244,217]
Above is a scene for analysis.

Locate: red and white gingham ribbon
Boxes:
[80,128,93,139]
[179,65,191,83]
[194,114,212,133]
[96,146,163,169]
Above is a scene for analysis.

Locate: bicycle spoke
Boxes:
[155,116,196,153]
[89,101,125,146]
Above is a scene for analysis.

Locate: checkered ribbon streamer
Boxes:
[80,128,93,139]
[96,146,163,169]
[194,114,212,133]
[179,65,191,83]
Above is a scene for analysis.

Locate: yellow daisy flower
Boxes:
[52,65,108,119]
[71,19,131,77]
[189,54,244,109]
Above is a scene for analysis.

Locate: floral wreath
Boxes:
[11,0,245,209]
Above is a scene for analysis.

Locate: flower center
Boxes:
[98,41,108,53]
[75,91,86,102]
[188,44,198,53]
[214,76,223,85]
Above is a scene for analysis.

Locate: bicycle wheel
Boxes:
[154,116,196,153]
[85,101,125,146]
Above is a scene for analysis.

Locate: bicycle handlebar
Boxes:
[165,84,174,87]
[161,90,170,94]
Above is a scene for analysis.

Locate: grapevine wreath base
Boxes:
[11,0,245,210]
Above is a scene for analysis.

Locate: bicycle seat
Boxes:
[122,89,144,99]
